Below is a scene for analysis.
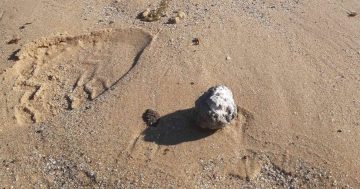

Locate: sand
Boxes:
[1,0,360,188]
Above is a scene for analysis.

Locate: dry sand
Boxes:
[1,0,360,188]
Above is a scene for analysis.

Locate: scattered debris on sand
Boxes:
[138,0,170,22]
[168,11,186,24]
[168,16,180,24]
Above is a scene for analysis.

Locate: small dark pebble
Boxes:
[8,49,20,61]
[347,11,357,17]
[142,109,160,127]
[337,129,342,133]
[192,38,200,45]
[35,129,43,134]
[163,148,170,155]
[84,170,97,182]
[190,82,195,85]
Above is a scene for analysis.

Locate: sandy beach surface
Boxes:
[1,0,360,188]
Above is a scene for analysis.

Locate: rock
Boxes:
[195,85,237,129]
[142,109,160,127]
[139,9,161,22]
[168,16,181,24]
[192,38,200,45]
[168,11,186,24]
[347,11,357,17]
[176,11,186,19]
[141,9,150,18]
[139,0,170,22]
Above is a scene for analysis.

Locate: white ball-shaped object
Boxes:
[195,85,237,129]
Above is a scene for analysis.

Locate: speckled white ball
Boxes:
[195,85,237,129]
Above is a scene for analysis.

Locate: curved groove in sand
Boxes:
[3,28,153,125]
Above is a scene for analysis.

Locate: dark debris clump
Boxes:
[142,109,160,127]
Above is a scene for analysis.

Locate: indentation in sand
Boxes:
[228,155,262,181]
[6,28,152,124]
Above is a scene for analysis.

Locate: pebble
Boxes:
[142,9,150,18]
[142,109,160,127]
[168,16,181,24]
[176,11,186,19]
[347,11,357,17]
[168,11,186,24]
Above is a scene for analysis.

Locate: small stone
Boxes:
[84,170,97,181]
[347,11,357,17]
[226,56,231,60]
[141,9,151,18]
[176,11,186,19]
[138,9,162,22]
[195,85,237,129]
[168,16,181,24]
[142,109,160,127]
[192,38,200,45]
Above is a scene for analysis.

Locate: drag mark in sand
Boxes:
[4,28,152,124]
